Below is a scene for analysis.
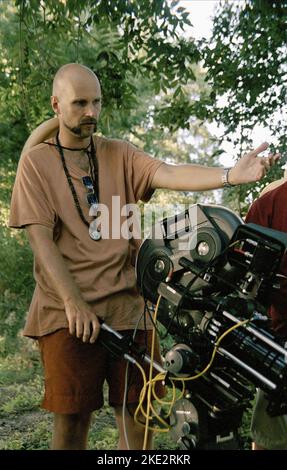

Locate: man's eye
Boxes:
[75,101,86,107]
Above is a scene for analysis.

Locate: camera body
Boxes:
[136,203,287,449]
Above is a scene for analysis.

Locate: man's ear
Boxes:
[51,96,60,115]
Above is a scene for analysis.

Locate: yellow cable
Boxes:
[150,373,180,408]
[140,315,250,433]
[133,370,170,433]
[136,298,185,436]
[135,289,251,439]
[142,294,162,449]
[133,365,170,432]
[171,318,250,382]
[151,373,178,405]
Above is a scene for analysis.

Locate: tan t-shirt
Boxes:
[9,135,164,337]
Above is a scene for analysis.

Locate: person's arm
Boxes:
[21,117,59,156]
[26,224,100,343]
[151,142,280,191]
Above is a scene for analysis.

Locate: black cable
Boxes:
[43,140,91,152]
[87,138,99,199]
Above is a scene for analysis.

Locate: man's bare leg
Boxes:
[51,412,92,450]
[114,405,153,450]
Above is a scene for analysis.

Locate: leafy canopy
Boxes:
[198,0,287,213]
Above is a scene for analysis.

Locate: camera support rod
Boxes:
[101,323,166,374]
[217,347,276,390]
[222,310,287,358]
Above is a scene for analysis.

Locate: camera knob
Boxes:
[154,259,166,273]
[197,241,210,256]
[181,421,191,436]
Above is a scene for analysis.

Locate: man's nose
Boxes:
[85,104,97,117]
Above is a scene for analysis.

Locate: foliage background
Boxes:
[0,0,286,450]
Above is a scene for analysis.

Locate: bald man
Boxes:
[9,63,280,450]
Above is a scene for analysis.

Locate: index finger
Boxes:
[250,142,269,156]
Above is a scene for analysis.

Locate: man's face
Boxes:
[52,76,102,139]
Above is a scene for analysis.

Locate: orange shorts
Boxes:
[38,328,165,414]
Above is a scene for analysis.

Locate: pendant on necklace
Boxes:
[89,226,101,241]
[91,201,99,212]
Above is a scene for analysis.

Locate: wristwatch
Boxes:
[221,167,233,188]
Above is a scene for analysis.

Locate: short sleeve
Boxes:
[126,142,164,202]
[9,152,56,229]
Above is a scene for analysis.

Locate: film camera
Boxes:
[136,203,287,449]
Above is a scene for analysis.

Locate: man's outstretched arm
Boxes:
[151,143,280,191]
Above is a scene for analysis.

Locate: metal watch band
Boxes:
[222,167,232,187]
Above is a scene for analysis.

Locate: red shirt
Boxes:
[245,181,287,337]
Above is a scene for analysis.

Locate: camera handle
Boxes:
[100,323,165,374]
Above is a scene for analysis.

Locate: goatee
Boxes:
[64,120,97,137]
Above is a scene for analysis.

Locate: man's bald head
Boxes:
[52,63,101,98]
[51,63,102,142]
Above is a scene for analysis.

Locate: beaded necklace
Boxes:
[53,132,100,230]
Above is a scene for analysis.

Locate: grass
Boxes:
[0,345,253,450]
[0,345,178,450]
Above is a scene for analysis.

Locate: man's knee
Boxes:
[52,412,92,450]
[55,410,91,422]
[54,412,92,435]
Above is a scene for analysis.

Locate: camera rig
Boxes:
[135,203,287,449]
